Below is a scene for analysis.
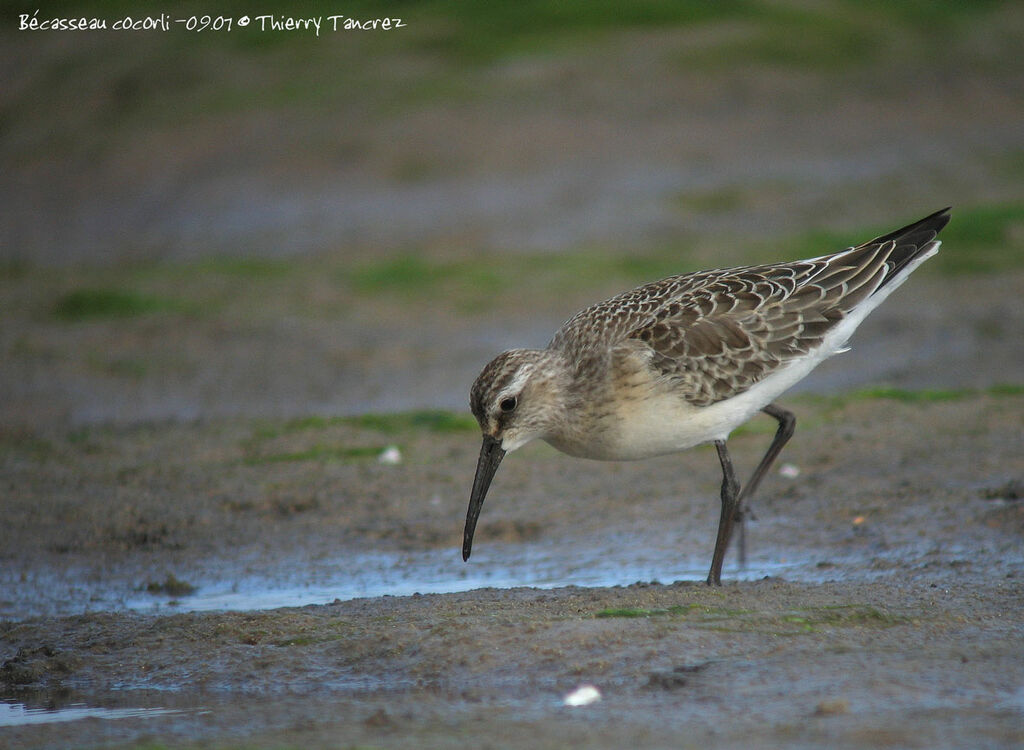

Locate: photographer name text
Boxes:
[18,10,406,35]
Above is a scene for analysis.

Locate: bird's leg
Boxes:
[707,440,740,586]
[735,403,797,567]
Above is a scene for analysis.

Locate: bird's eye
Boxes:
[499,396,517,413]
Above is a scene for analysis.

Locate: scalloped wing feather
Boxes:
[549,207,949,408]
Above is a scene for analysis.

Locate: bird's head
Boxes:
[462,348,569,561]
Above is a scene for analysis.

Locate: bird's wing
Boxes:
[625,245,897,406]
[552,207,949,407]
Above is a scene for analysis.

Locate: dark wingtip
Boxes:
[862,206,952,256]
[926,206,953,237]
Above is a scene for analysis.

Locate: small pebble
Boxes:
[378,445,402,465]
[779,463,801,478]
[563,684,601,707]
[814,698,850,716]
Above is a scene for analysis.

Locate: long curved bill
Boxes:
[462,434,506,561]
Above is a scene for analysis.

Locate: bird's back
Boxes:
[547,208,949,417]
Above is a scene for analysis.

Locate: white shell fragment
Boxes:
[377,445,402,465]
[562,684,602,707]
[778,462,801,478]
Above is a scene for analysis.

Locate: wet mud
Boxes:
[1,391,1023,748]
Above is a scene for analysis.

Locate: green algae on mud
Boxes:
[51,288,185,322]
[594,602,910,635]
[144,574,197,598]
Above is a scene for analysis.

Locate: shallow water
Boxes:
[0,540,793,619]
[126,545,805,614]
[5,531,1014,620]
[0,700,184,727]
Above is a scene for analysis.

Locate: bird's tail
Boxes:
[865,206,951,286]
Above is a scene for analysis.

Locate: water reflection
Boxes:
[2,534,1016,620]
[0,699,183,727]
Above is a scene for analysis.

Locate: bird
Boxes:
[462,207,951,585]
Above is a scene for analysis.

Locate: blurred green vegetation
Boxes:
[935,204,1024,274]
[349,250,686,306]
[810,383,1024,407]
[144,573,196,596]
[7,0,1008,63]
[239,408,477,465]
[594,601,909,632]
[5,3,1021,322]
[286,410,476,435]
[4,0,1019,154]
[728,384,1024,437]
[51,288,183,320]
[242,443,388,465]
[344,409,477,433]
[29,200,1024,329]
[347,201,1024,305]
[773,203,1024,275]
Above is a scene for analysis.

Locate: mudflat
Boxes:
[2,386,1022,748]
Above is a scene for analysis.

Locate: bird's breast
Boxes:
[540,389,724,461]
